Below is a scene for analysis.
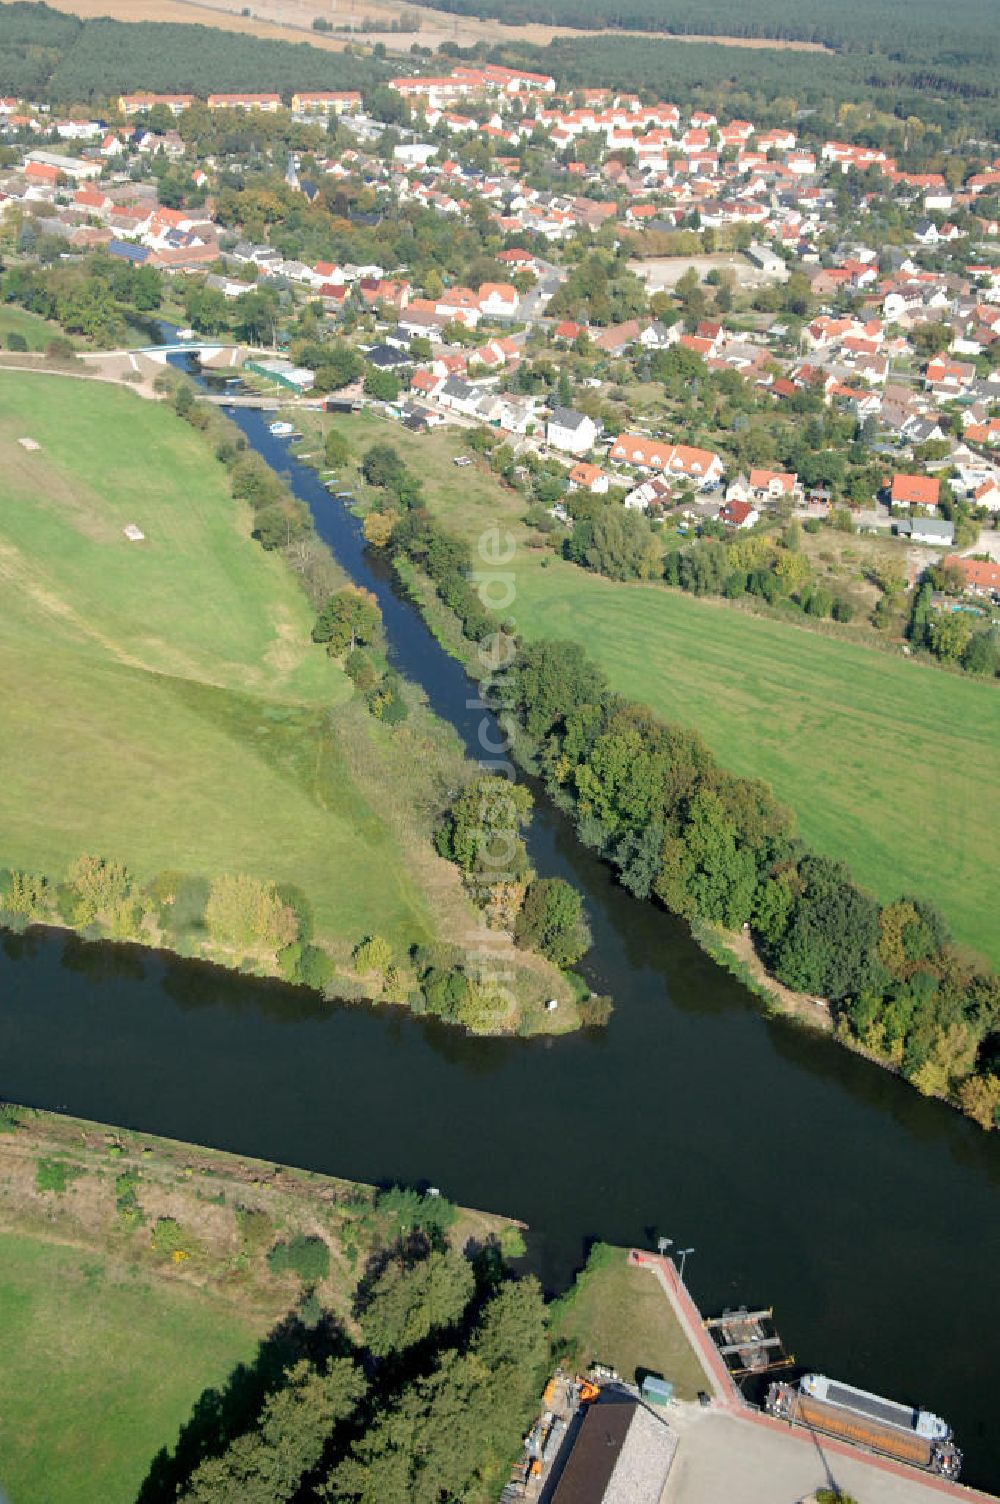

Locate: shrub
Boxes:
[5,333,27,352]
[267,1234,330,1285]
[499,1225,527,1260]
[236,1205,273,1252]
[376,1185,457,1239]
[578,992,614,1027]
[115,1166,144,1227]
[353,934,393,979]
[5,870,47,917]
[36,1158,75,1193]
[205,873,299,952]
[151,1216,188,1258]
[69,854,131,924]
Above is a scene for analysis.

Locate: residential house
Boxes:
[609,433,724,489]
[895,516,954,545]
[719,499,760,528]
[568,461,609,494]
[891,473,940,509]
[546,407,597,455]
[943,555,1000,596]
[748,468,800,503]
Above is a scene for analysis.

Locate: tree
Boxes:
[514,878,591,966]
[361,442,407,492]
[929,610,973,663]
[438,776,533,892]
[503,639,608,741]
[363,365,401,402]
[205,874,298,952]
[324,427,352,469]
[962,631,999,677]
[318,341,363,390]
[362,511,396,548]
[69,854,130,924]
[771,856,884,1001]
[584,507,660,581]
[353,934,393,980]
[181,1358,365,1504]
[360,1249,475,1358]
[313,587,382,655]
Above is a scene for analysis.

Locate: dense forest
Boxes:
[417,0,995,66]
[468,34,999,139]
[0,3,387,103]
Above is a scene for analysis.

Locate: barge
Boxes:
[766,1373,961,1478]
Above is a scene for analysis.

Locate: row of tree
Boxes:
[393,506,1000,1127]
[159,1237,547,1503]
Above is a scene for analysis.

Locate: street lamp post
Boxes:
[677,1247,695,1282]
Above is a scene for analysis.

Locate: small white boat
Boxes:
[268,421,294,437]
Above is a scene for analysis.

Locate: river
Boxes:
[2,354,999,1487]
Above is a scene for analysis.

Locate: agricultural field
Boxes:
[322,416,1000,966]
[549,1243,710,1399]
[0,374,436,953]
[0,1107,515,1504]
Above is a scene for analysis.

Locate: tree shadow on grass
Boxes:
[136,1302,351,1503]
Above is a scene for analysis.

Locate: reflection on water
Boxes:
[1,336,994,1486]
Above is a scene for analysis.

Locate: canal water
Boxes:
[2,360,998,1486]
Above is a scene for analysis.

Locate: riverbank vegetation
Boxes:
[0,372,575,1031]
[310,413,1000,1126]
[308,412,1000,971]
[0,1105,529,1504]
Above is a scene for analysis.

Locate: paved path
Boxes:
[628,1249,739,1404]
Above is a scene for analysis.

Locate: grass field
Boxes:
[512,559,1000,966]
[0,304,73,352]
[550,1243,710,1399]
[323,415,1000,967]
[0,1108,520,1504]
[0,375,436,951]
[0,1232,263,1504]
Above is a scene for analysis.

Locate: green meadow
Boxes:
[327,413,1000,967]
[0,374,434,950]
[0,1232,263,1504]
[514,559,1000,967]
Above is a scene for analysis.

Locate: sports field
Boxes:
[0,374,434,950]
[333,416,1000,967]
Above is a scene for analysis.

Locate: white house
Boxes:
[477,282,520,318]
[546,407,596,455]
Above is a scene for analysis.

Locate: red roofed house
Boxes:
[719,499,760,529]
[568,461,609,494]
[891,473,940,509]
[609,433,723,489]
[749,468,800,502]
[943,555,1000,595]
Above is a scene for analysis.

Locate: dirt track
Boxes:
[3,0,832,59]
